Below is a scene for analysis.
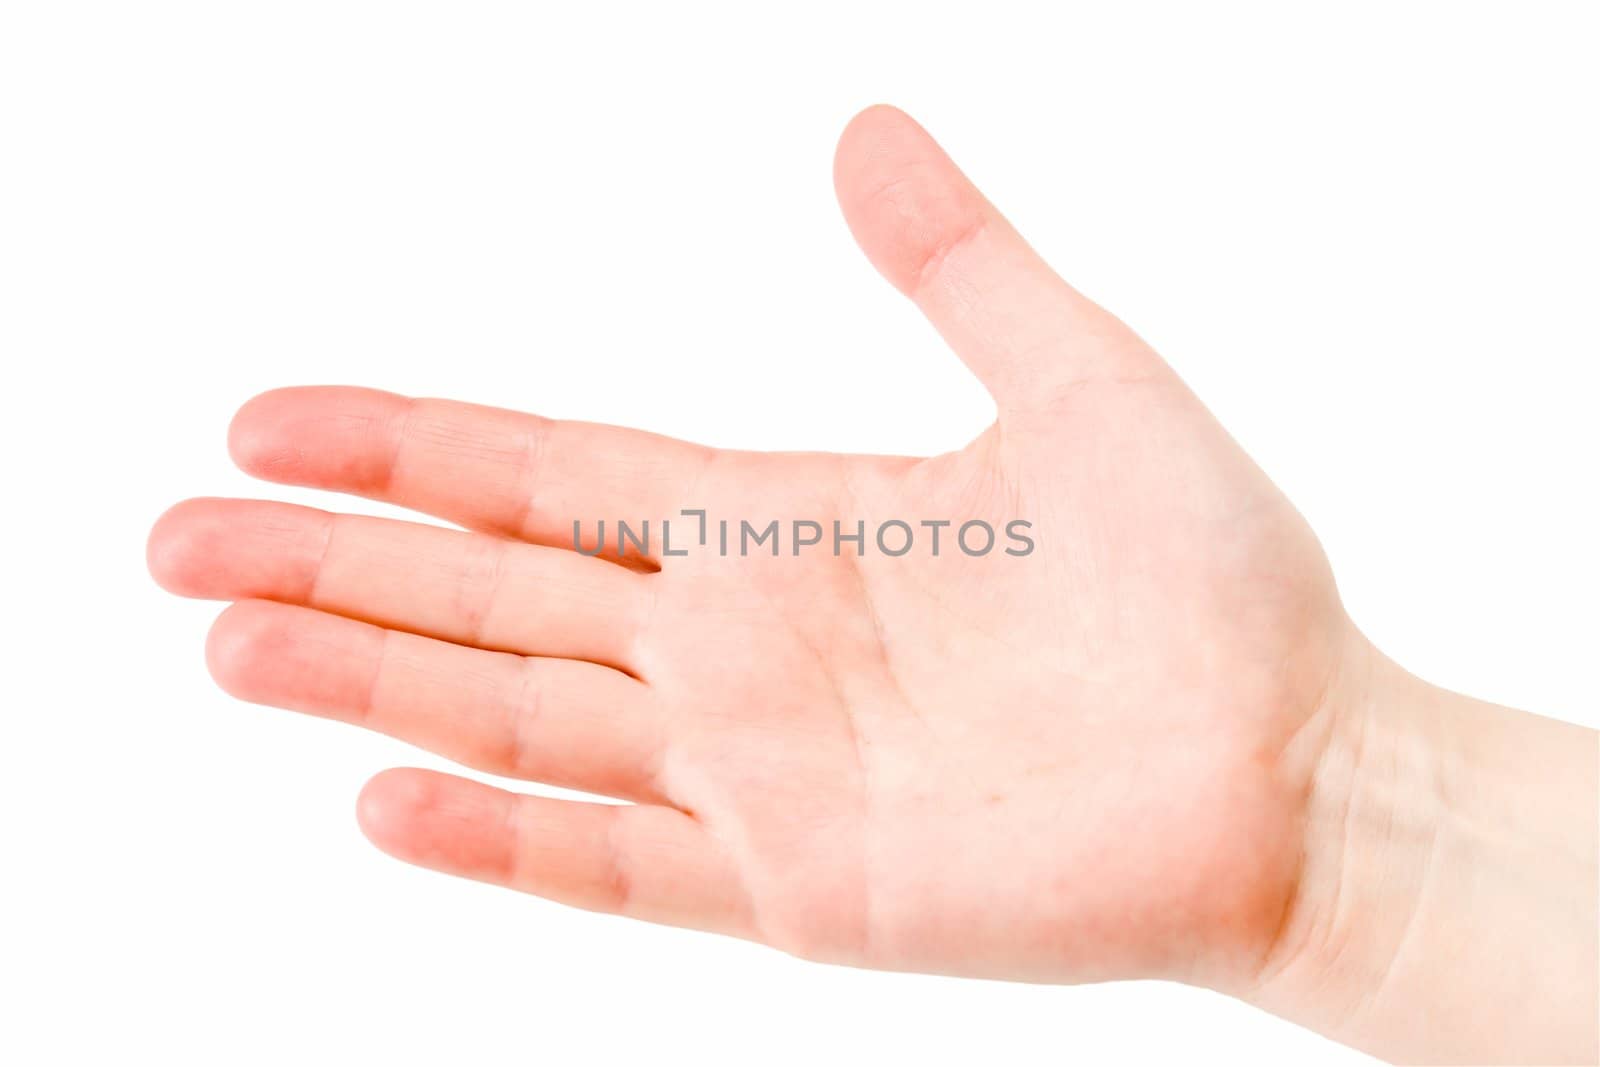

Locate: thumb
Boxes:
[832,105,1164,416]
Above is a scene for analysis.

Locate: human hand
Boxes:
[147,106,1597,1062]
[149,103,1344,986]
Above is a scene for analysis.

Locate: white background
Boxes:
[2,3,1595,1064]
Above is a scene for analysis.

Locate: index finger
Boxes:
[228,386,713,560]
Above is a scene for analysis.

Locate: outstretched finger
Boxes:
[206,600,664,802]
[833,105,1169,415]
[228,386,712,562]
[150,497,652,673]
[357,768,755,939]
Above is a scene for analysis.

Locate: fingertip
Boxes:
[146,497,223,594]
[831,104,988,297]
[227,386,401,488]
[355,768,514,879]
[227,388,304,478]
[834,103,916,162]
[203,599,382,712]
[356,767,433,851]
[832,102,922,204]
[203,599,279,698]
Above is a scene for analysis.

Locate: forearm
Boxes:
[1250,640,1599,1064]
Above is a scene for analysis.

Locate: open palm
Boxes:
[149,106,1354,993]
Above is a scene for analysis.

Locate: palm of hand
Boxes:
[150,107,1349,990]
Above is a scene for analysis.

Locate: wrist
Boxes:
[1243,633,1599,1063]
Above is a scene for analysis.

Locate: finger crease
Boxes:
[465,539,514,648]
[911,216,988,300]
[602,809,636,915]
[506,657,545,776]
[506,417,551,542]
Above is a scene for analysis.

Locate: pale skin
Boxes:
[147,106,1598,1064]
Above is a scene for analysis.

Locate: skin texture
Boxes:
[148,106,1598,1064]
